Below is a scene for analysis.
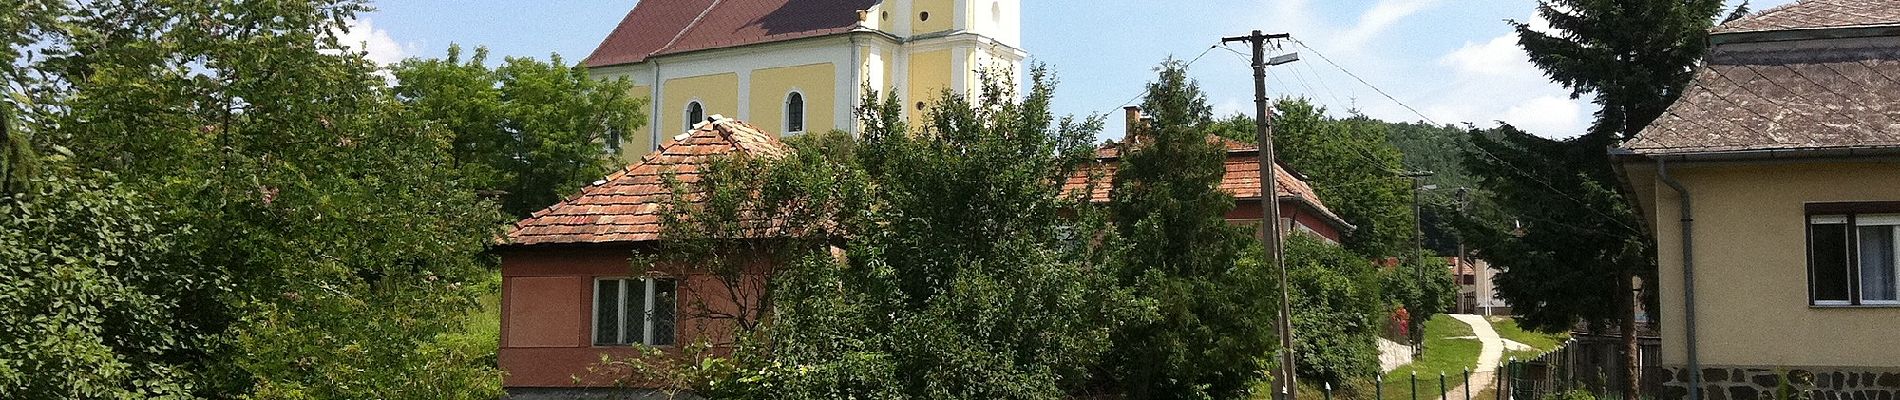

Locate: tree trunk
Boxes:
[1620,271,1640,400]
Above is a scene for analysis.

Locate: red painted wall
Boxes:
[498,246,769,388]
[1226,200,1345,243]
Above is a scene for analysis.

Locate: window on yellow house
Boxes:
[1809,207,1900,306]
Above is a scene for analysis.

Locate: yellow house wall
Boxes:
[616,85,655,161]
[914,0,956,33]
[907,49,953,126]
[662,73,739,134]
[1642,160,1900,368]
[748,63,836,135]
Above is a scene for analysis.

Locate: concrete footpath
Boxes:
[1441,314,1504,400]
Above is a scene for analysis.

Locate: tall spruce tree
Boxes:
[1106,61,1278,399]
[1456,1,1735,398]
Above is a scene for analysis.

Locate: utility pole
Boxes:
[1222,29,1297,400]
[1454,187,1476,315]
[1402,171,1435,281]
[1401,171,1434,354]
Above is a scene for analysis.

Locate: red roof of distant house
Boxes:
[1063,136,1355,232]
[584,0,881,68]
[506,118,789,245]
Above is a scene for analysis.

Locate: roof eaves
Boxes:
[1616,144,1900,161]
[1710,24,1900,45]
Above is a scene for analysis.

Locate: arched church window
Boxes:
[685,101,705,131]
[785,92,806,133]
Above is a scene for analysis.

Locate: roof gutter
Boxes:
[1710,24,1900,45]
[1612,145,1900,163]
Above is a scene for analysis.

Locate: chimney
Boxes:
[1123,105,1149,144]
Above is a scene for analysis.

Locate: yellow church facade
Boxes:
[583,0,1026,160]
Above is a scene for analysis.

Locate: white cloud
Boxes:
[1334,0,1444,51]
[1422,10,1588,138]
[334,18,410,66]
[1439,34,1523,76]
[1501,95,1584,136]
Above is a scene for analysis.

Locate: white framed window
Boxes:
[684,101,705,131]
[1808,203,1900,306]
[592,276,678,346]
[603,127,623,155]
[784,91,806,134]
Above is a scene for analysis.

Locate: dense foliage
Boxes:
[0,173,204,398]
[1282,236,1385,387]
[1104,62,1278,399]
[1218,100,1416,260]
[392,45,648,217]
[2,1,517,398]
[637,68,1141,400]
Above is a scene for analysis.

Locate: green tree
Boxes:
[0,172,207,399]
[1459,1,1737,398]
[392,45,649,217]
[1105,61,1277,399]
[1224,100,1414,260]
[635,67,1140,399]
[13,1,505,397]
[1282,235,1385,387]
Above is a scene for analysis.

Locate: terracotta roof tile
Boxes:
[1713,0,1900,34]
[584,0,880,68]
[1064,138,1354,231]
[1624,39,1900,155]
[505,118,789,246]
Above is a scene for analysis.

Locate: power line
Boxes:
[1101,44,1222,116]
[1286,36,1644,235]
[1288,37,1439,126]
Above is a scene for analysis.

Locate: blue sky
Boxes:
[352,0,1781,140]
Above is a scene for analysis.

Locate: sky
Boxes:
[353,0,1784,140]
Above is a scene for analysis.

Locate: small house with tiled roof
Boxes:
[584,0,1025,161]
[1064,106,1356,244]
[497,117,788,395]
[1611,0,1900,396]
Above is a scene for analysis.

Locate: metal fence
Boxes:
[1503,333,1662,400]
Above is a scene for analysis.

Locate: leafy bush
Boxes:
[1284,235,1386,387]
[0,173,206,398]
[1379,254,1458,341]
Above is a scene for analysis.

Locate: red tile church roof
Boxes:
[583,0,881,68]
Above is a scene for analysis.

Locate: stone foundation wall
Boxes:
[1658,366,1900,400]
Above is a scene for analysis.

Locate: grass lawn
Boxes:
[436,271,502,362]
[1487,316,1569,360]
[1374,316,1483,400]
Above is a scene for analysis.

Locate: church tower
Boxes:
[857,0,1026,123]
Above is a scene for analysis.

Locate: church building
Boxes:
[584,0,1026,160]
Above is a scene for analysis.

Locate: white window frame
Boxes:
[784,90,807,135]
[1807,212,1900,307]
[590,276,677,346]
[1857,215,1900,305]
[684,100,706,132]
